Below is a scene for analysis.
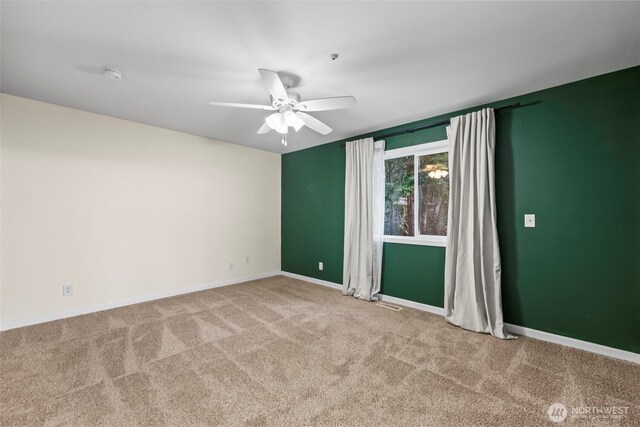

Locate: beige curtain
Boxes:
[343,137,383,300]
[371,140,386,297]
[444,109,514,339]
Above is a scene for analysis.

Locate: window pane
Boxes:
[418,153,449,236]
[384,155,414,236]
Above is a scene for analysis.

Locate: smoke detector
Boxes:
[103,67,122,80]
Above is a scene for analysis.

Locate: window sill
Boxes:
[383,236,447,247]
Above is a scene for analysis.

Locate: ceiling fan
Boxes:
[209,69,357,146]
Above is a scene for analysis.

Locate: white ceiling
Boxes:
[1,1,638,154]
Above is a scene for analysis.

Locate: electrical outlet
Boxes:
[229,262,234,271]
[63,284,74,296]
[245,255,250,264]
[524,214,536,228]
[319,262,324,271]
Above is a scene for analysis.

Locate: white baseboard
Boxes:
[504,323,639,364]
[378,294,445,316]
[281,271,639,364]
[0,271,281,332]
[280,271,343,290]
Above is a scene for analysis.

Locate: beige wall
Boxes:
[0,94,281,326]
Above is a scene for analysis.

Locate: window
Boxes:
[384,140,449,246]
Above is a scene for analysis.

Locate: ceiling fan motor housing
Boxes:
[272,89,301,109]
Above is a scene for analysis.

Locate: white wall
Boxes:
[0,94,281,326]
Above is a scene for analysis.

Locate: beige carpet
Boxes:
[1,275,638,426]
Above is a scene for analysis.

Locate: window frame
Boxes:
[383,139,449,247]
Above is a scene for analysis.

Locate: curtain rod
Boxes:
[339,102,525,147]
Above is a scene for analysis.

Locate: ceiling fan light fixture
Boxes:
[427,168,448,179]
[265,112,287,131]
[265,113,278,130]
[276,123,288,134]
[283,111,296,126]
[285,111,305,131]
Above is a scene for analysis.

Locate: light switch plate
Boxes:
[524,214,536,228]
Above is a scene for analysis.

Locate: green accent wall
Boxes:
[282,66,640,354]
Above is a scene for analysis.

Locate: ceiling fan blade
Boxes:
[208,101,275,110]
[297,96,357,112]
[258,69,289,102]
[296,112,333,135]
[257,122,271,134]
